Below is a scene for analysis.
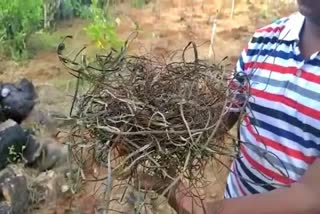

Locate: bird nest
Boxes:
[58,37,236,197]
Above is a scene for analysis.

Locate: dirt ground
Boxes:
[0,1,296,213]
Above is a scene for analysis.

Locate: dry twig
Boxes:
[57,36,237,212]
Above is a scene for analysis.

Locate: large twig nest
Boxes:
[58,38,236,197]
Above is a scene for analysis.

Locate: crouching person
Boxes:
[0,79,69,213]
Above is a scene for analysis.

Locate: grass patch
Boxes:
[27,31,64,54]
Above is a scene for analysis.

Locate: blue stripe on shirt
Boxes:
[237,157,275,192]
[248,116,319,150]
[238,53,245,71]
[251,36,292,46]
[249,102,320,138]
[247,49,301,62]
[247,49,320,67]
[234,160,259,194]
[225,183,232,198]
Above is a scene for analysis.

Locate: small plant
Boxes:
[0,0,43,60]
[8,145,26,163]
[83,0,123,50]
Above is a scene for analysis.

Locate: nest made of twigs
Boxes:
[58,37,235,196]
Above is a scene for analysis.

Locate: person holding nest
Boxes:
[142,0,320,213]
[0,78,68,213]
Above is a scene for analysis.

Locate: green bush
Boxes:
[0,0,123,60]
[0,0,43,60]
[83,0,123,50]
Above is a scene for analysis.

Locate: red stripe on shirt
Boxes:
[250,88,320,120]
[256,26,285,33]
[244,62,320,84]
[244,116,316,164]
[241,144,295,185]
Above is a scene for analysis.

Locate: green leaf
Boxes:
[82,0,123,51]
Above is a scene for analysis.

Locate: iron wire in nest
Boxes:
[58,36,238,202]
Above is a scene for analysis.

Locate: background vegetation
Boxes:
[0,0,124,61]
[0,0,296,61]
[0,0,43,60]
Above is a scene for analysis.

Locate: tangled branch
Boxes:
[57,36,237,209]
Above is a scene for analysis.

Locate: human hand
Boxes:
[136,172,177,195]
[136,172,207,214]
[134,165,181,194]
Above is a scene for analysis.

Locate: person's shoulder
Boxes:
[246,12,301,48]
[253,13,299,39]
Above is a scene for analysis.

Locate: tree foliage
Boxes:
[0,0,43,60]
[83,0,123,50]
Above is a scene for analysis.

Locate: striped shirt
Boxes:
[225,12,320,198]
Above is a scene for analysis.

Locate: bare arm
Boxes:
[168,159,320,214]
